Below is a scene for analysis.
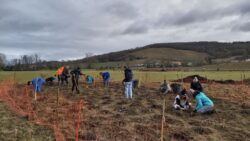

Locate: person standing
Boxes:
[55,66,64,85]
[123,66,133,99]
[70,67,83,94]
[61,66,70,85]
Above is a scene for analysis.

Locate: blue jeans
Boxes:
[125,81,133,99]
[103,80,109,87]
[197,106,213,113]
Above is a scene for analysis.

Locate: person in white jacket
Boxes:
[173,89,191,111]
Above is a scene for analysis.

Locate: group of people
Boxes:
[160,77,214,114]
[27,66,134,98]
[28,67,214,114]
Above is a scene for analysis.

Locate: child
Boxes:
[85,75,94,87]
[173,89,191,111]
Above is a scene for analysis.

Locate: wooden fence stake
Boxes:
[161,97,166,141]
[57,87,59,106]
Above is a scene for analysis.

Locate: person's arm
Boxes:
[195,96,203,111]
[79,70,84,75]
[190,82,193,89]
[199,83,203,91]
[176,98,182,107]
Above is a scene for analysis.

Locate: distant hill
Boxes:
[76,41,250,69]
[5,41,250,70]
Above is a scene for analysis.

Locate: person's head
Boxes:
[180,89,188,100]
[27,81,31,85]
[193,76,199,83]
[187,89,195,98]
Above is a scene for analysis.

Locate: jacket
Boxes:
[123,68,133,82]
[56,66,64,75]
[195,92,214,111]
[70,69,83,79]
[102,72,110,81]
[31,78,44,92]
[86,76,94,84]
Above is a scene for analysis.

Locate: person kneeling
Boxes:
[173,89,191,111]
[189,89,214,114]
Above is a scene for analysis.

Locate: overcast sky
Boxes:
[0,0,250,60]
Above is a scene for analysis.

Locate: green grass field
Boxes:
[0,70,250,83]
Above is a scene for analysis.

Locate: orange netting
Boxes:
[0,77,83,141]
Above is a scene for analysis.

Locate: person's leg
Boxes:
[76,79,80,93]
[129,81,133,99]
[61,76,65,85]
[124,82,129,99]
[57,75,60,85]
[197,106,213,113]
[72,78,75,92]
[107,80,109,87]
[65,76,69,85]
[37,86,41,94]
[103,80,106,87]
[173,104,181,110]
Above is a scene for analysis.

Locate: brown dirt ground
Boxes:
[0,79,250,141]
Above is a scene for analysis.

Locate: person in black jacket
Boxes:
[123,66,133,99]
[61,66,70,85]
[190,76,203,92]
[70,67,83,94]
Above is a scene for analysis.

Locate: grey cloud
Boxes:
[104,1,138,19]
[232,21,250,32]
[157,0,250,27]
[0,0,250,61]
[122,22,148,35]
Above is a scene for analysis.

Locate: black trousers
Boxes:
[72,77,79,92]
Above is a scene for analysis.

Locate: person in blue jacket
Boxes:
[29,77,45,94]
[100,72,110,87]
[189,89,214,114]
[86,75,94,86]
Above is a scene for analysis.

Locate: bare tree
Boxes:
[0,53,6,69]
[85,52,94,58]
